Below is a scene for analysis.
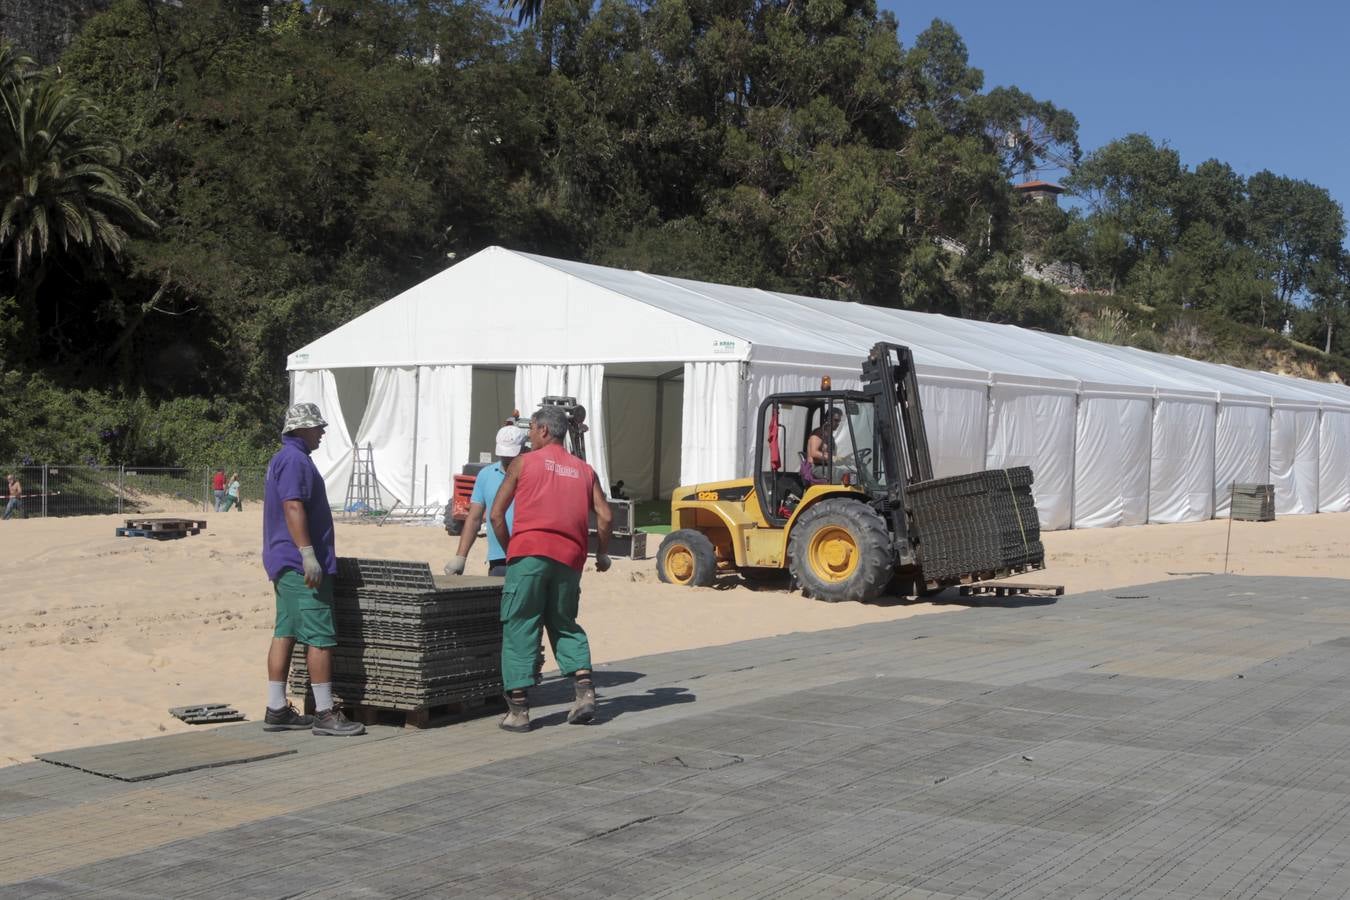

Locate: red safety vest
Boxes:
[507,442,595,571]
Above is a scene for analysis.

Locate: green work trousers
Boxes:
[500,555,590,692]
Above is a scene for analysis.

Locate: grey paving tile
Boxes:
[12,575,1350,898]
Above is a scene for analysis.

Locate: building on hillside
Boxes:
[1013,180,1066,205]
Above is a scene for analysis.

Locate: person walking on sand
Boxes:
[212,467,227,512]
[3,473,21,520]
[489,404,612,733]
[224,472,242,511]
[261,403,364,737]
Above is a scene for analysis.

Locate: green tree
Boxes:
[1247,170,1346,330]
[0,42,155,365]
[1065,134,1183,261]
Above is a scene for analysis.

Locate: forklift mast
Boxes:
[859,342,933,565]
[540,395,588,461]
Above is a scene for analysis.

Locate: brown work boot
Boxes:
[567,675,596,725]
[499,690,530,733]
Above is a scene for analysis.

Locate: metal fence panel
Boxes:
[1,465,270,518]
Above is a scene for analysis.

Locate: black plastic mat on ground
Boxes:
[35,733,297,782]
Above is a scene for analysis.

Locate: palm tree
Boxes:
[0,41,155,360]
[501,0,545,25]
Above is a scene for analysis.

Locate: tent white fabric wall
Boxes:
[1073,394,1152,528]
[514,365,565,418]
[1271,408,1320,515]
[1213,402,1272,516]
[413,365,471,509]
[567,364,612,498]
[919,378,989,478]
[1150,399,1216,523]
[352,367,417,508]
[986,386,1077,530]
[1319,411,1350,513]
[682,362,744,485]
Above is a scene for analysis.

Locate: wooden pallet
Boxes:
[116,525,202,540]
[118,517,207,540]
[958,582,1064,598]
[924,561,1045,593]
[301,693,504,729]
[125,517,207,530]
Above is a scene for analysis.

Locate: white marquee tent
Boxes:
[288,246,1350,529]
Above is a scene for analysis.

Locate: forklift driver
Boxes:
[806,408,854,483]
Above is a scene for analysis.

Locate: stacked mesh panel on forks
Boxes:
[906,467,1044,582]
[289,558,503,711]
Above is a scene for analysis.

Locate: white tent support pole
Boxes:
[740,362,751,476]
[983,385,991,473]
[1267,404,1274,482]
[1145,396,1156,523]
[410,367,421,507]
[983,384,994,468]
[1315,408,1322,513]
[1210,400,1220,518]
[1068,392,1080,528]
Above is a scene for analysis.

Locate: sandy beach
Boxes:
[1,506,1347,766]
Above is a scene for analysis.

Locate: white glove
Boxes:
[594,553,612,573]
[444,555,467,576]
[298,546,323,588]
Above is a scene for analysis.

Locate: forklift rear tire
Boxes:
[788,499,893,603]
[656,529,718,587]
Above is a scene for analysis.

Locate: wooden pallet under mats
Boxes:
[305,694,505,729]
[958,582,1065,599]
[116,517,207,540]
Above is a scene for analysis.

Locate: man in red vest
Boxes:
[490,404,612,732]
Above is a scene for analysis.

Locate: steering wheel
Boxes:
[855,447,873,468]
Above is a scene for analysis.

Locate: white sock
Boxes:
[267,681,287,710]
[312,682,334,713]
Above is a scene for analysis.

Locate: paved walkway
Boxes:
[5,575,1350,898]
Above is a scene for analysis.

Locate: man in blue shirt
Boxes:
[261,402,364,737]
[446,423,526,576]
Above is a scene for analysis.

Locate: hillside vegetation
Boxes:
[0,0,1346,465]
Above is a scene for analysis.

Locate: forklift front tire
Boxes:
[656,529,718,587]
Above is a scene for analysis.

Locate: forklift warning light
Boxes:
[821,375,832,390]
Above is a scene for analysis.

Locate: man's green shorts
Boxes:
[273,569,337,647]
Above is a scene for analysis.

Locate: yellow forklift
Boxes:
[655,343,1044,602]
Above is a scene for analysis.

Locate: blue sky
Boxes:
[882,1,1350,223]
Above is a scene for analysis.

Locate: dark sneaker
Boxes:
[312,707,365,736]
[567,681,596,725]
[499,692,530,733]
[263,703,313,731]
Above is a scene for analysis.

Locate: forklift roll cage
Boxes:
[752,343,935,570]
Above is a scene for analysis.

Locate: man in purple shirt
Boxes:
[261,402,364,736]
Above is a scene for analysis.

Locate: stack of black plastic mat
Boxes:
[290,558,502,711]
[907,467,1044,582]
[1229,483,1276,521]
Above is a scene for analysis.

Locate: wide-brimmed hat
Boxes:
[495,424,527,457]
[283,402,328,433]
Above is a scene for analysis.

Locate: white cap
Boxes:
[494,424,527,457]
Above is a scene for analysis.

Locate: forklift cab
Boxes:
[754,392,888,526]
